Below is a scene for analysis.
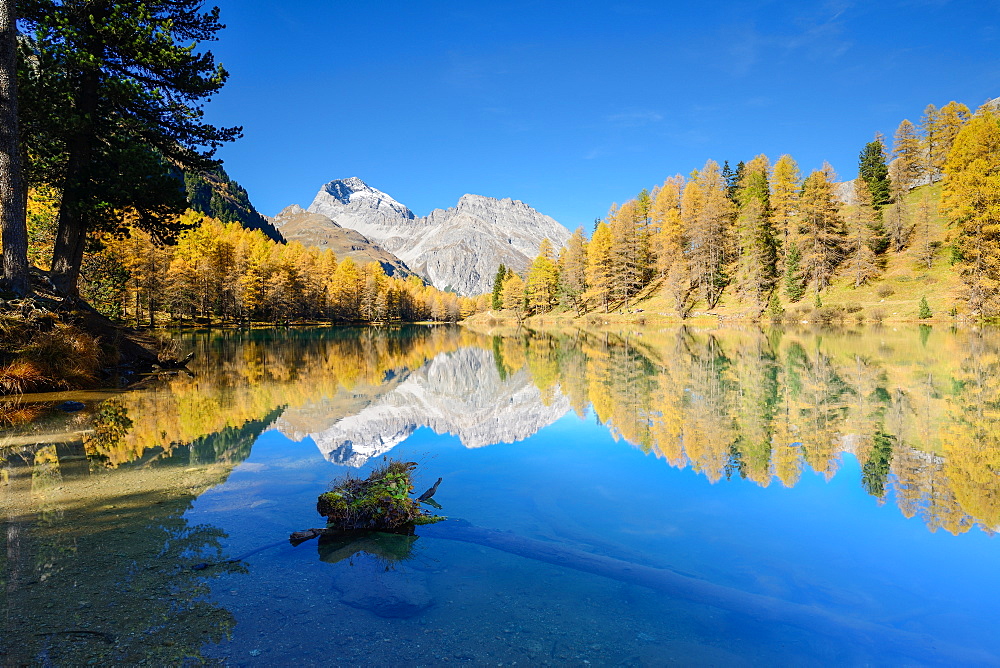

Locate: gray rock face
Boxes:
[276,346,571,467]
[308,177,419,239]
[304,178,570,295]
[273,204,414,278]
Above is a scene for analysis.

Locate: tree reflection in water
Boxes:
[5,323,1000,662]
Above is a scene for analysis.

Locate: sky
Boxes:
[202,0,1000,231]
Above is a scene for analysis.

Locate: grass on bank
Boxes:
[0,311,104,395]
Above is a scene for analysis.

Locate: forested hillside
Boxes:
[495,99,1000,324]
[183,168,283,243]
[71,211,479,325]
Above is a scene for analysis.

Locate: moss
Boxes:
[318,459,441,532]
[412,515,446,525]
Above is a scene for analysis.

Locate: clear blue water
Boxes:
[3,325,999,666]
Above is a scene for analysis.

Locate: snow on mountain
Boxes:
[302,178,570,295]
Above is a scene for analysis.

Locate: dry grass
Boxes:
[0,322,101,394]
[0,398,45,427]
[0,360,49,394]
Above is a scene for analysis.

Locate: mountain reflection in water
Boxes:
[4,324,1000,664]
[5,324,999,536]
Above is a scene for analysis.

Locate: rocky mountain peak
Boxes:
[274,204,308,225]
[318,176,378,205]
[311,177,415,219]
[294,178,570,295]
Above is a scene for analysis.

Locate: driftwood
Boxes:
[282,512,995,664]
[418,477,442,502]
[417,520,997,666]
[155,352,194,370]
[290,528,326,544]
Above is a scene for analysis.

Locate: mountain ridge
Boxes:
[272,204,415,278]
[300,177,571,295]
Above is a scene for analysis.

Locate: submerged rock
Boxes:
[333,555,432,618]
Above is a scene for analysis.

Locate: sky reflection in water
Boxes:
[3,324,1000,665]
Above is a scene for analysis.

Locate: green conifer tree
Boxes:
[492,263,507,310]
[918,296,932,319]
[19,0,241,297]
[859,137,891,211]
[784,241,805,302]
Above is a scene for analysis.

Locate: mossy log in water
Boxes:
[316,459,444,532]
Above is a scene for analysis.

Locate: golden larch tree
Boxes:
[942,106,1000,316]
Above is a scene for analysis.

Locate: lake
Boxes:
[2,324,999,666]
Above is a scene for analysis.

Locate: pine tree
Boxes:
[664,257,693,317]
[799,163,843,298]
[892,119,923,188]
[19,1,241,297]
[859,136,891,211]
[491,263,507,310]
[932,101,972,175]
[585,219,614,312]
[733,155,777,310]
[723,160,744,203]
[501,272,526,323]
[921,103,941,182]
[635,188,652,224]
[525,238,559,313]
[942,106,1000,315]
[0,0,27,295]
[608,198,648,308]
[649,175,684,276]
[559,228,587,314]
[685,160,733,308]
[884,159,912,253]
[914,189,936,270]
[770,154,801,271]
[918,296,932,319]
[784,240,805,301]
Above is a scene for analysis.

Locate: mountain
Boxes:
[273,205,415,278]
[304,177,571,295]
[184,168,283,242]
[276,346,571,467]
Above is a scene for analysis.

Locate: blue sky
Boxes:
[204,0,1000,231]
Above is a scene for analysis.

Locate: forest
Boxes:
[2,3,998,329]
[501,100,1000,323]
[0,2,475,326]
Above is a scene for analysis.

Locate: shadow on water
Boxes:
[0,401,278,665]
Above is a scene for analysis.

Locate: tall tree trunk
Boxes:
[50,204,88,297]
[0,0,28,296]
[50,66,99,298]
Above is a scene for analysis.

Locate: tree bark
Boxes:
[50,204,88,297]
[50,64,99,299]
[0,0,28,296]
